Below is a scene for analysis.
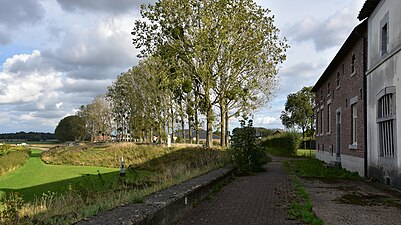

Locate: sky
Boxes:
[0,0,366,133]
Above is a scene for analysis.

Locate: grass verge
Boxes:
[284,160,324,225]
[1,146,228,225]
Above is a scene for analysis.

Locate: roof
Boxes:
[358,0,381,20]
[311,20,367,92]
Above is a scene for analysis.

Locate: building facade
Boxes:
[312,21,367,176]
[359,0,401,187]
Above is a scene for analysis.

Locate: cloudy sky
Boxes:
[0,0,365,133]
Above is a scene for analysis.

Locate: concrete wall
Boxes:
[366,0,401,188]
[341,154,365,176]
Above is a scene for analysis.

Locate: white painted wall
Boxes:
[366,0,401,178]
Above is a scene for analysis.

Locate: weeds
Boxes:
[288,178,324,225]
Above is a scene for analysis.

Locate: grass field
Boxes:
[1,145,228,224]
[0,149,118,202]
[297,149,316,158]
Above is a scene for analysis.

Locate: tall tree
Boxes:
[132,0,288,147]
[55,115,85,142]
[280,86,315,139]
[77,95,113,142]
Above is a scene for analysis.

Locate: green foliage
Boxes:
[0,149,30,176]
[132,0,289,147]
[285,159,359,179]
[55,115,85,142]
[288,179,323,225]
[0,192,25,224]
[280,86,315,138]
[261,132,301,156]
[230,119,267,174]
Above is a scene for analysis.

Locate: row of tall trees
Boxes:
[71,0,287,147]
[127,0,288,147]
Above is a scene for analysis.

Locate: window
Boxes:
[327,103,331,133]
[320,107,324,135]
[327,82,331,95]
[381,23,388,55]
[378,91,395,157]
[351,104,357,145]
[320,90,323,101]
[380,12,389,56]
[351,53,356,74]
[336,72,340,87]
[316,111,319,135]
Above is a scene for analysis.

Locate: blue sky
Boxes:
[0,0,365,133]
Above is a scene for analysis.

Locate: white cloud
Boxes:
[286,4,359,51]
[0,50,63,104]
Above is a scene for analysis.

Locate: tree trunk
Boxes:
[220,101,226,147]
[225,111,229,147]
[206,93,213,148]
[171,105,175,144]
[188,115,193,144]
[194,92,200,145]
[180,104,185,143]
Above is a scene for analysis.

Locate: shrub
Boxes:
[230,119,267,174]
[0,149,31,176]
[261,131,301,156]
[0,192,25,224]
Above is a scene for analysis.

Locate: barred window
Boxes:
[378,93,395,157]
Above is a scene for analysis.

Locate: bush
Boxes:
[230,119,267,174]
[0,149,31,176]
[261,131,301,156]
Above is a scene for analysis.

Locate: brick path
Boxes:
[176,157,301,225]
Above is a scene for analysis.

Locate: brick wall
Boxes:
[314,31,366,160]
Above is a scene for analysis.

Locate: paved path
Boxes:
[176,156,301,225]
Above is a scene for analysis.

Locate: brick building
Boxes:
[312,21,367,176]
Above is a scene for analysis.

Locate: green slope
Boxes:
[0,149,118,202]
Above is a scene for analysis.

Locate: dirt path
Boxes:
[302,178,401,225]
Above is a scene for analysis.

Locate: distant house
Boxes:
[174,129,220,142]
[312,21,367,176]
[358,0,401,187]
[271,129,285,137]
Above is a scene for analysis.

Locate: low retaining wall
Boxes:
[75,165,235,225]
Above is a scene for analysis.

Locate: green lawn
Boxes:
[297,149,316,157]
[0,149,118,202]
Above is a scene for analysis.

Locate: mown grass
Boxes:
[1,145,228,224]
[0,149,118,202]
[297,149,316,158]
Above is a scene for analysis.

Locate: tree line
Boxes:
[0,132,55,141]
[58,0,288,147]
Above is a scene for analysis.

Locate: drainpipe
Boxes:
[363,34,368,178]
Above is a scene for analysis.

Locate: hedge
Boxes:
[260,132,301,156]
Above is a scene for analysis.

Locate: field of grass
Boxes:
[297,149,316,158]
[0,149,118,202]
[1,144,228,224]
